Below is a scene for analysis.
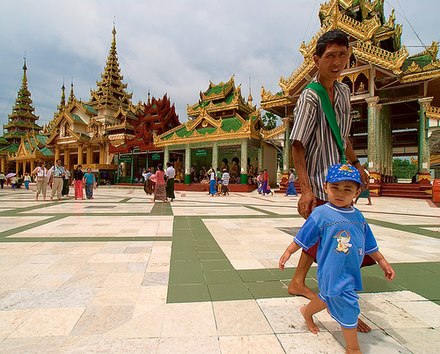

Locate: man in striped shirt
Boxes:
[288,29,369,332]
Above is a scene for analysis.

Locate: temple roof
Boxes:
[4,59,42,139]
[88,25,133,112]
[187,76,255,118]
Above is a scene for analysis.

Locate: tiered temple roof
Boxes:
[110,93,180,153]
[3,60,42,145]
[261,0,440,114]
[88,25,133,114]
[155,77,262,147]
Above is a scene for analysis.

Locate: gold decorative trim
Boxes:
[353,41,408,74]
[262,123,287,140]
[427,106,440,120]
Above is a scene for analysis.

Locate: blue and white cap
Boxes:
[325,164,363,185]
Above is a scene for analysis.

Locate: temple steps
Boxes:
[380,183,432,199]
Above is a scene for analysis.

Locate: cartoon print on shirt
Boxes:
[334,230,352,254]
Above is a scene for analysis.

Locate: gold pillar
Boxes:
[64,145,70,170]
[99,144,105,165]
[1,157,5,173]
[15,161,19,174]
[55,146,60,162]
[30,160,35,173]
[86,144,93,164]
[77,144,83,165]
[22,161,26,174]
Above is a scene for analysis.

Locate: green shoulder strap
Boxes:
[306,82,347,164]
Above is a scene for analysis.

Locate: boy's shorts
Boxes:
[318,290,360,329]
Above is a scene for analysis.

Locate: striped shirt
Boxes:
[290,77,352,201]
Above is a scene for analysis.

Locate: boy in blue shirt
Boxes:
[279,164,395,353]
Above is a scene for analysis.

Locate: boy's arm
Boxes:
[279,242,301,270]
[368,251,395,280]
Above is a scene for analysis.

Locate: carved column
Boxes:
[15,161,19,174]
[240,139,248,184]
[282,117,291,177]
[258,146,263,171]
[418,97,433,182]
[54,145,60,162]
[77,144,83,165]
[99,144,105,165]
[22,161,26,174]
[86,144,93,165]
[212,142,218,170]
[64,145,70,169]
[366,96,382,182]
[164,146,169,165]
[1,157,5,173]
[185,145,191,184]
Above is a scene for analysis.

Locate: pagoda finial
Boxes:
[112,21,117,46]
[22,55,28,86]
[58,80,66,110]
[147,90,151,105]
[248,76,253,104]
[68,80,76,104]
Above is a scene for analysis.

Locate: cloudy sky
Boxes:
[1,0,439,127]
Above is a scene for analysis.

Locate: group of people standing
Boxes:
[142,162,176,202]
[207,168,230,196]
[31,160,96,201]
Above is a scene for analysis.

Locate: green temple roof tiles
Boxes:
[39,146,54,157]
[82,103,97,115]
[70,113,86,124]
[0,137,10,145]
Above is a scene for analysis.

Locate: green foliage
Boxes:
[262,112,278,130]
[392,158,418,179]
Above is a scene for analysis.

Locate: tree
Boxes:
[392,158,418,179]
[262,112,278,130]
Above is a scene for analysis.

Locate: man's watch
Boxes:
[351,159,360,166]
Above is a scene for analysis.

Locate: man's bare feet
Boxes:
[300,306,320,334]
[357,318,371,333]
[288,281,316,300]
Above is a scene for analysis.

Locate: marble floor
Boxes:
[0,185,439,353]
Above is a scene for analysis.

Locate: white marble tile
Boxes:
[10,307,85,337]
[277,332,345,354]
[219,335,285,354]
[385,328,440,354]
[156,336,220,354]
[213,300,273,336]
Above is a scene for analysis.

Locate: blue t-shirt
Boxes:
[83,173,95,185]
[294,203,378,296]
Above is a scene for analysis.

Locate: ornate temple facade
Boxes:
[261,0,440,191]
[0,60,43,174]
[110,93,181,182]
[42,25,139,181]
[154,76,277,188]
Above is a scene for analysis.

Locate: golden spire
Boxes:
[58,80,66,110]
[68,80,76,104]
[147,90,151,105]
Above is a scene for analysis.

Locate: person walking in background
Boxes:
[73,165,84,200]
[61,165,70,196]
[47,159,65,200]
[0,171,5,189]
[150,164,167,202]
[208,167,217,196]
[165,162,176,202]
[221,168,230,196]
[23,172,31,190]
[285,169,298,196]
[262,169,273,196]
[32,162,48,201]
[83,168,96,199]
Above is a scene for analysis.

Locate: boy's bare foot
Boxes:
[357,318,371,333]
[300,306,320,334]
[288,281,316,300]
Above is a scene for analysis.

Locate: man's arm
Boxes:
[292,140,316,219]
[345,139,369,186]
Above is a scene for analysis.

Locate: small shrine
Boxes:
[0,59,42,174]
[261,0,440,196]
[154,76,277,190]
[110,93,181,182]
